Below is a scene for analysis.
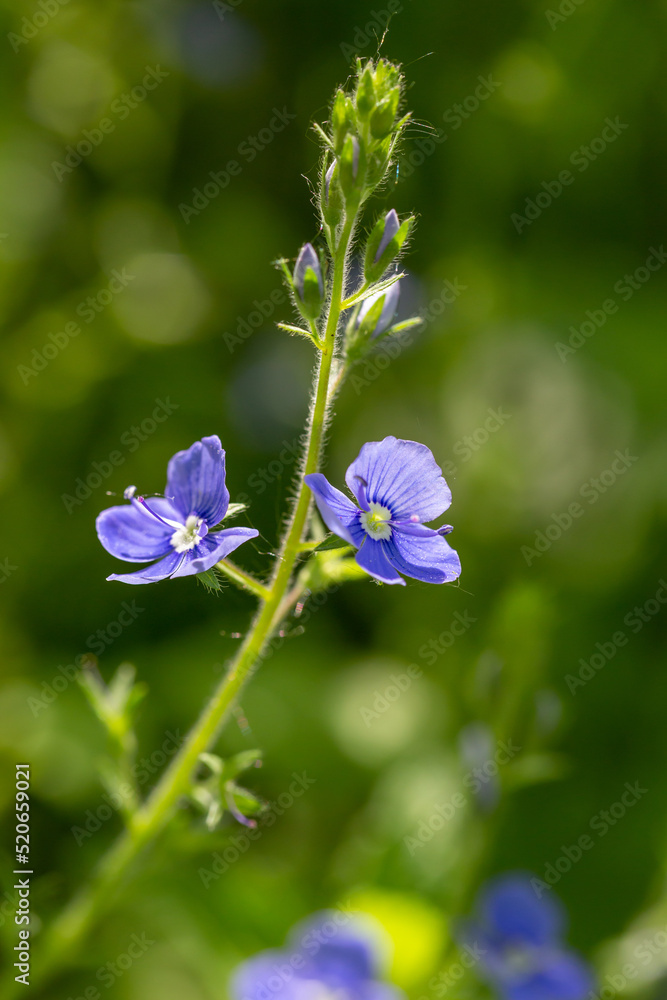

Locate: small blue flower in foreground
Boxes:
[231,910,403,1000]
[462,873,595,1000]
[305,436,461,586]
[96,435,258,584]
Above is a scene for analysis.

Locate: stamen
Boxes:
[132,496,182,531]
[354,476,370,510]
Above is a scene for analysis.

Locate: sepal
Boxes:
[189,750,264,830]
[331,88,355,153]
[321,159,344,231]
[339,135,365,205]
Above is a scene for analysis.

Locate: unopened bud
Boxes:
[339,135,364,202]
[332,89,355,153]
[364,211,414,283]
[370,92,399,139]
[357,280,400,340]
[321,160,344,228]
[356,64,376,120]
[293,243,325,321]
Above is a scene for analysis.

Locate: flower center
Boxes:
[170,515,204,552]
[361,502,392,540]
[503,945,538,976]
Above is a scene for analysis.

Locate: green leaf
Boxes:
[196,568,225,594]
[314,534,351,552]
[342,272,405,310]
[277,322,323,350]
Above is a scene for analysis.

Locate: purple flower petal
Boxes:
[501,950,595,1000]
[171,527,259,577]
[96,498,179,562]
[304,473,364,547]
[107,550,185,584]
[346,437,451,522]
[480,874,565,947]
[294,243,323,298]
[374,209,400,263]
[355,538,405,585]
[166,435,230,525]
[232,952,296,1000]
[386,529,461,584]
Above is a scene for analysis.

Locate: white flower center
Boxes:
[171,515,204,552]
[361,502,392,540]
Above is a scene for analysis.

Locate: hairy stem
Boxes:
[21,214,357,997]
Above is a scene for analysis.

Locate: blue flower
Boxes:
[96,435,258,584]
[231,911,403,1000]
[462,873,595,1000]
[304,436,461,586]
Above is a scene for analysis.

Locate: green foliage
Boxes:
[1,2,666,998]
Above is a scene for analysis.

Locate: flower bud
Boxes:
[321,160,343,229]
[293,243,324,321]
[357,280,400,340]
[370,91,400,139]
[332,89,355,153]
[356,64,376,120]
[339,135,365,202]
[364,210,414,283]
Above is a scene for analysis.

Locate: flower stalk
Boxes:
[17,57,433,998]
[25,190,360,1000]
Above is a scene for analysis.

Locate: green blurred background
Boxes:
[1,0,666,997]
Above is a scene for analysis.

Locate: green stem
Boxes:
[216,558,270,600]
[21,213,357,998]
